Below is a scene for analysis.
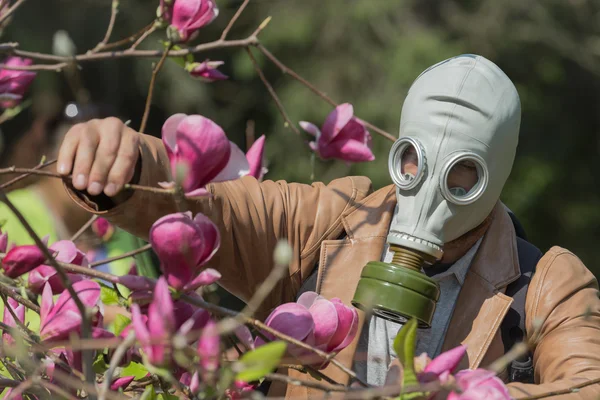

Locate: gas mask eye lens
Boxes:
[440,153,489,205]
[389,137,426,190]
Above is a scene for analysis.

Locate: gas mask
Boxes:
[352,54,521,327]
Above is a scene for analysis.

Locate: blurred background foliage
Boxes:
[2,0,600,274]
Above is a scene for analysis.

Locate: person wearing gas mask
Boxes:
[55,54,600,398]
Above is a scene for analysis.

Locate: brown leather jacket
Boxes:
[67,134,600,399]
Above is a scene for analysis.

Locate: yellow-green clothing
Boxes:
[0,187,139,275]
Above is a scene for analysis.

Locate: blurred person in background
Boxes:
[0,95,153,277]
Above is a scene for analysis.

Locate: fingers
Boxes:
[87,119,123,195]
[105,127,140,197]
[56,117,140,197]
[71,126,100,191]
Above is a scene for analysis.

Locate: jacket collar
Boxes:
[285,185,521,396]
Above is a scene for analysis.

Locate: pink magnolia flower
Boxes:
[255,291,359,369]
[418,345,467,385]
[0,228,7,253]
[300,103,375,163]
[149,211,220,291]
[2,244,46,278]
[92,217,114,242]
[162,113,231,197]
[2,297,25,345]
[0,57,36,109]
[225,381,256,399]
[28,240,88,294]
[110,375,135,391]
[40,280,102,342]
[448,369,512,400]
[214,135,267,182]
[131,277,213,367]
[188,60,228,82]
[168,0,219,42]
[198,319,220,374]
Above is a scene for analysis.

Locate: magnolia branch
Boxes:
[91,0,119,53]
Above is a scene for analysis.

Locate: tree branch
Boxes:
[139,42,173,134]
[91,0,119,53]
[220,0,250,40]
[246,47,300,135]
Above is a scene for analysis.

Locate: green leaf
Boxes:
[236,341,287,382]
[393,318,418,386]
[140,385,157,400]
[121,362,149,380]
[100,283,119,305]
[93,353,108,374]
[113,314,131,337]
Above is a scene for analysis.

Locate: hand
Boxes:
[57,117,141,197]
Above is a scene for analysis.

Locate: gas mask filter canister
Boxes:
[352,54,521,327]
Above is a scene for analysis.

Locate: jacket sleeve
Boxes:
[508,247,600,399]
[64,133,373,316]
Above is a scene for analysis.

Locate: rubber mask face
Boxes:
[387,55,521,260]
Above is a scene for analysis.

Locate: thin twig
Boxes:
[0,283,39,313]
[128,25,157,51]
[0,0,27,25]
[102,21,156,51]
[139,41,173,134]
[256,44,396,142]
[89,243,152,268]
[0,159,56,190]
[124,182,175,195]
[91,0,119,53]
[220,0,250,40]
[265,373,347,393]
[70,214,98,242]
[99,331,136,400]
[245,47,300,135]
[13,37,259,64]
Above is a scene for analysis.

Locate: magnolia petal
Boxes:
[0,232,7,253]
[319,138,375,163]
[308,299,339,348]
[130,304,150,344]
[174,114,231,191]
[212,141,250,182]
[299,121,321,138]
[198,319,220,371]
[183,268,221,292]
[171,0,202,32]
[149,277,176,336]
[49,240,79,263]
[246,135,266,180]
[423,345,467,376]
[110,375,135,391]
[234,325,254,350]
[2,244,46,278]
[41,309,82,341]
[162,114,187,155]
[328,299,359,352]
[321,103,354,143]
[40,283,53,323]
[296,291,322,309]
[255,303,314,347]
[192,213,220,265]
